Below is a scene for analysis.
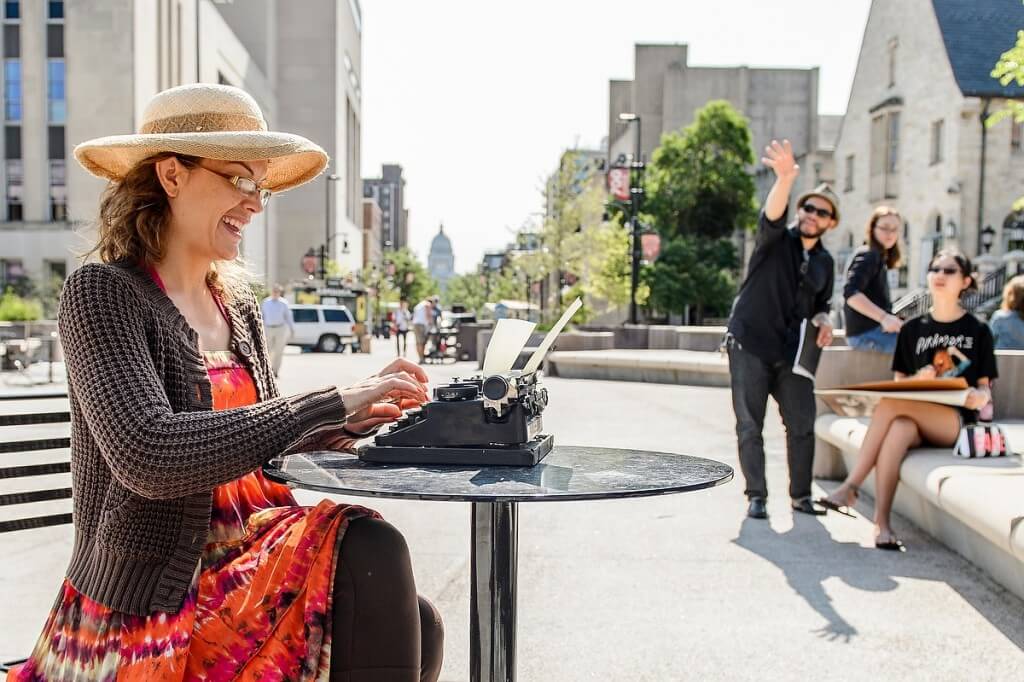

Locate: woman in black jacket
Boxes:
[843,206,904,353]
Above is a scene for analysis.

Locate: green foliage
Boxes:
[386,248,437,304]
[989,25,1024,127]
[0,288,43,321]
[642,237,737,321]
[443,272,488,315]
[643,100,758,240]
[579,219,648,307]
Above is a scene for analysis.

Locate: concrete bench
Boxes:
[545,349,730,387]
[815,414,1024,601]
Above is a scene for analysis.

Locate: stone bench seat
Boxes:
[815,413,1024,599]
[545,349,729,387]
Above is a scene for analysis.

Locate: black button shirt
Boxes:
[728,210,835,365]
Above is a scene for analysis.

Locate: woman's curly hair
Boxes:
[85,153,247,301]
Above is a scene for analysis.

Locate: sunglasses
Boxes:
[799,203,833,219]
[927,266,960,276]
[195,164,272,206]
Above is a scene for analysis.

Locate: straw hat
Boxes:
[796,183,841,223]
[74,83,328,193]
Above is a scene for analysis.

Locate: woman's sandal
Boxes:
[814,485,859,518]
[875,535,906,552]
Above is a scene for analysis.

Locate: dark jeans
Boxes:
[728,343,816,501]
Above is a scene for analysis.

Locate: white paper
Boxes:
[482,318,537,375]
[814,388,969,407]
[522,297,583,374]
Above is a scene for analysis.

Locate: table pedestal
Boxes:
[470,501,518,682]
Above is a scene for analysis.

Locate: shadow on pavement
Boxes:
[733,511,1024,649]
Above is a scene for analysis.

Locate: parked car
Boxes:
[289,304,356,352]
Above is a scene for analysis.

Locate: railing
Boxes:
[893,264,1009,320]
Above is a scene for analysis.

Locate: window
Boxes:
[887,37,898,88]
[4,58,19,120]
[45,24,62,58]
[45,259,66,280]
[3,23,18,57]
[870,110,900,199]
[930,119,944,164]
[1012,120,1023,153]
[48,125,64,159]
[323,308,352,323]
[0,258,23,286]
[5,158,22,220]
[844,155,854,192]
[47,1,63,19]
[47,59,64,122]
[4,124,19,158]
[4,1,18,20]
[49,159,65,220]
[292,308,318,324]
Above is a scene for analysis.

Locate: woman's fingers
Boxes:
[375,357,430,384]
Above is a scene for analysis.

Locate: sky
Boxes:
[360,0,872,274]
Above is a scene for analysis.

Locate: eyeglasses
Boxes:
[928,266,960,276]
[799,203,833,219]
[195,164,272,206]
[874,225,900,234]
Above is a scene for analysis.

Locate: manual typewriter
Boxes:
[357,298,582,466]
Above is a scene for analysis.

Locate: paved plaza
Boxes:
[2,343,1023,680]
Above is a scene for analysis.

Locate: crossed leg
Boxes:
[825,398,960,543]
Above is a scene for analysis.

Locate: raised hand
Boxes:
[340,371,430,423]
[761,139,799,181]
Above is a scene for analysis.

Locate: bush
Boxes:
[0,288,43,321]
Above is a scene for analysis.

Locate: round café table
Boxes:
[264,445,733,682]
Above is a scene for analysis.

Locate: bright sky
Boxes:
[360,0,872,274]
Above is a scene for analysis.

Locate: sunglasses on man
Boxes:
[799,202,833,219]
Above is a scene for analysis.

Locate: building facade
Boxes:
[0,0,363,295]
[828,0,1024,294]
[361,196,381,274]
[427,223,454,292]
[362,163,408,253]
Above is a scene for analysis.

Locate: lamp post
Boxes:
[322,173,342,279]
[981,224,996,254]
[618,112,644,325]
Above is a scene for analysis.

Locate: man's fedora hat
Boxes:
[796,183,840,223]
[74,83,328,193]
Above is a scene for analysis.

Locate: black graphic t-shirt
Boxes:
[892,312,998,420]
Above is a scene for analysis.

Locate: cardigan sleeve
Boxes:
[59,265,348,500]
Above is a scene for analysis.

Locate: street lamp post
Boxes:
[618,113,644,325]
[981,224,996,254]
[322,174,342,279]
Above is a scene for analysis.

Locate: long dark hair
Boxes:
[928,249,978,297]
[864,205,903,268]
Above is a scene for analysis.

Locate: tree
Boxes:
[642,236,738,323]
[989,10,1024,205]
[0,288,43,321]
[385,247,437,304]
[580,218,648,308]
[643,100,758,240]
[443,272,488,315]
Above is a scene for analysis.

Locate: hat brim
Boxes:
[796,191,839,222]
[73,131,329,193]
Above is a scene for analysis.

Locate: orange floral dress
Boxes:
[10,350,376,681]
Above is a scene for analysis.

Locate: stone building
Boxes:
[427,223,454,292]
[0,0,364,292]
[828,0,1024,296]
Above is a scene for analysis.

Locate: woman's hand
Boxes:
[879,313,903,334]
[913,365,937,380]
[340,371,429,423]
[964,387,991,411]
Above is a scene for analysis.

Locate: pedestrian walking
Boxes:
[819,250,997,551]
[261,283,293,376]
[989,274,1024,350]
[412,297,432,362]
[843,206,904,353]
[9,83,443,681]
[725,139,837,520]
[395,297,412,356]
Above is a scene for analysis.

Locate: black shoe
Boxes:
[791,498,827,516]
[747,497,768,519]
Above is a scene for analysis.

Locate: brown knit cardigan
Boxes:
[59,261,348,615]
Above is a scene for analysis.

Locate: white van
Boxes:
[289,304,356,352]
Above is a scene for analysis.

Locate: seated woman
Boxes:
[989,274,1024,350]
[818,250,997,551]
[843,206,904,353]
[10,84,443,681]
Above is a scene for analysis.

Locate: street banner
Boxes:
[607,167,630,201]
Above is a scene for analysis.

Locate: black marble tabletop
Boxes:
[263,446,733,503]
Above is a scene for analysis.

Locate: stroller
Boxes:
[423,324,459,364]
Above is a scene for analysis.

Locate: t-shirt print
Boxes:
[893,313,998,389]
